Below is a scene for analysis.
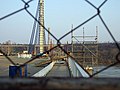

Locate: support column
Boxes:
[48,27,50,50]
[39,0,44,53]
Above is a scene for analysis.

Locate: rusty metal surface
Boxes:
[0,77,120,90]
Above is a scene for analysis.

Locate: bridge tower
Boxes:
[39,0,45,53]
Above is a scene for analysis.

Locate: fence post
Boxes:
[9,64,27,78]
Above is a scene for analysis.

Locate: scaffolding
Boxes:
[71,26,98,67]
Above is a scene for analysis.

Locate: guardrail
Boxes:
[68,57,89,77]
[33,61,56,77]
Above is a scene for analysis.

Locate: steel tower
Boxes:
[39,0,45,53]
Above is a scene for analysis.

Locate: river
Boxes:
[93,66,120,77]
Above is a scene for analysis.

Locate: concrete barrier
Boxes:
[68,57,89,77]
[33,61,56,77]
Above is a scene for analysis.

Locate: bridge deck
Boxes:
[46,61,70,77]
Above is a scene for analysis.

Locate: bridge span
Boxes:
[33,57,90,78]
[46,61,70,77]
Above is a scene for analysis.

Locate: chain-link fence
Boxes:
[0,0,120,78]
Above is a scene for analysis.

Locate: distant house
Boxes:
[18,51,32,58]
[0,53,3,56]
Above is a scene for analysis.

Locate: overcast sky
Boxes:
[0,0,120,44]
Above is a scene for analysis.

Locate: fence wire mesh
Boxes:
[0,0,120,78]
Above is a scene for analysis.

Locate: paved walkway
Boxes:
[46,61,70,77]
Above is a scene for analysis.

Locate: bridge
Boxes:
[26,0,95,77]
[0,0,120,90]
[32,57,90,77]
[0,0,97,78]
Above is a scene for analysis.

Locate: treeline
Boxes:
[98,43,119,65]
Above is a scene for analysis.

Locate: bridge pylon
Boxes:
[28,0,45,55]
[39,0,45,53]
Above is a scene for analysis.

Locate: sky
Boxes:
[0,0,120,44]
